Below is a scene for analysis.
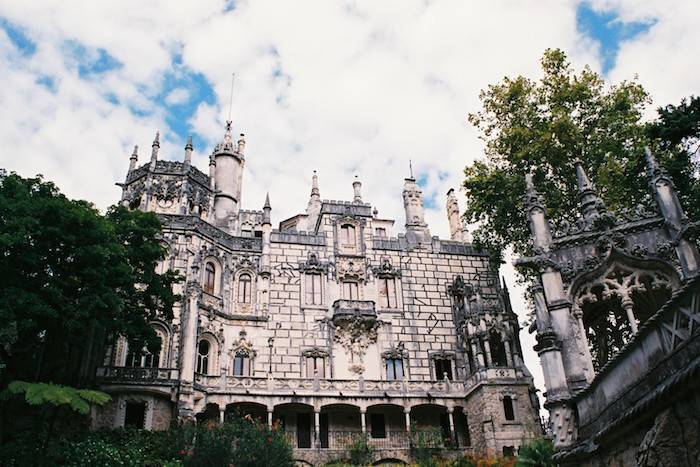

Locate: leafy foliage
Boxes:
[464,48,654,262]
[515,438,555,467]
[0,171,180,388]
[4,381,110,415]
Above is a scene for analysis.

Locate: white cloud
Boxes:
[165,87,190,106]
[1,0,698,417]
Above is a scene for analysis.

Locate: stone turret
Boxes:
[149,131,160,169]
[184,135,193,168]
[352,175,363,204]
[574,160,602,222]
[403,175,431,244]
[446,188,469,242]
[128,145,138,173]
[213,121,245,231]
[306,170,322,231]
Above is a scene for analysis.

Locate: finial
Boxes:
[130,145,138,160]
[184,135,193,165]
[574,159,594,193]
[409,159,414,179]
[237,133,246,154]
[264,192,271,209]
[645,146,664,179]
[150,131,160,165]
[353,175,362,203]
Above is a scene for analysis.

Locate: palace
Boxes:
[92,123,541,465]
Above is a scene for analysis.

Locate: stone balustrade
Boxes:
[96,366,180,384]
[331,299,377,322]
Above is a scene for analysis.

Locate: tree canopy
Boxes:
[0,171,180,388]
[464,48,699,263]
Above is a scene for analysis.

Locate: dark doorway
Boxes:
[320,413,329,448]
[124,401,146,428]
[439,413,451,446]
[370,413,386,438]
[297,413,312,448]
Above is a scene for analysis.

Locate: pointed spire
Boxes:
[311,170,320,197]
[645,146,666,180]
[184,135,193,166]
[237,133,246,155]
[446,188,464,242]
[352,175,362,203]
[523,172,552,251]
[128,145,138,172]
[574,159,602,221]
[262,192,271,225]
[408,159,414,180]
[150,131,160,165]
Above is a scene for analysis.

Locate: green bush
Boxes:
[515,438,554,467]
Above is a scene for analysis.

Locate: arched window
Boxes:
[204,262,216,294]
[233,351,251,376]
[503,396,515,421]
[489,331,508,367]
[126,335,161,368]
[238,273,252,303]
[196,340,210,374]
[340,224,356,245]
[342,281,359,300]
[378,277,397,308]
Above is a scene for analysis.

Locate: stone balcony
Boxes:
[331,299,377,323]
[96,366,180,386]
[194,367,520,400]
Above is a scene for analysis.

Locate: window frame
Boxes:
[203,262,216,294]
[304,273,323,306]
[233,351,251,376]
[385,357,404,380]
[378,277,398,308]
[196,339,211,374]
[238,272,253,303]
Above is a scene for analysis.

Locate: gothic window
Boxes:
[385,358,404,380]
[196,340,210,374]
[375,227,386,237]
[489,331,508,367]
[378,277,398,308]
[204,262,216,294]
[503,396,515,421]
[233,351,251,376]
[434,358,453,380]
[340,224,356,245]
[305,356,326,378]
[342,281,359,300]
[305,273,323,305]
[238,273,252,303]
[126,335,161,368]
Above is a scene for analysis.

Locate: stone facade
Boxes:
[95,124,541,464]
[518,153,700,466]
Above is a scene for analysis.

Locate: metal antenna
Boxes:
[409,159,413,178]
[227,73,235,123]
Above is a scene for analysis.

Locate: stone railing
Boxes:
[331,299,377,322]
[196,367,520,398]
[96,366,180,384]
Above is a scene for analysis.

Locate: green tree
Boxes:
[646,95,700,220]
[0,171,180,442]
[515,438,555,467]
[464,48,654,262]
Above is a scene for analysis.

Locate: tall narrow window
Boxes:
[375,227,386,237]
[204,263,216,294]
[305,356,325,378]
[385,358,403,380]
[238,273,252,303]
[196,340,210,374]
[378,277,397,308]
[434,358,453,380]
[343,281,359,300]
[503,396,515,421]
[233,351,251,376]
[305,274,322,305]
[340,224,356,245]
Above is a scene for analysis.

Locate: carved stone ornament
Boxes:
[372,257,401,278]
[230,330,256,357]
[152,177,182,205]
[198,320,225,353]
[335,257,366,282]
[447,274,474,298]
[127,180,145,208]
[299,252,328,274]
[302,347,329,358]
[332,316,380,375]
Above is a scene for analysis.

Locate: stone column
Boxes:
[314,410,321,447]
[219,407,225,424]
[483,338,492,367]
[178,282,201,421]
[360,409,367,434]
[404,408,411,432]
[268,409,273,428]
[447,407,456,447]
[621,298,639,333]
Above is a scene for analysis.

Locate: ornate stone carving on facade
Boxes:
[126,180,146,208]
[335,256,366,282]
[234,254,259,272]
[152,177,182,206]
[332,315,380,375]
[230,330,256,357]
[301,347,329,358]
[372,257,401,278]
[299,252,329,274]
